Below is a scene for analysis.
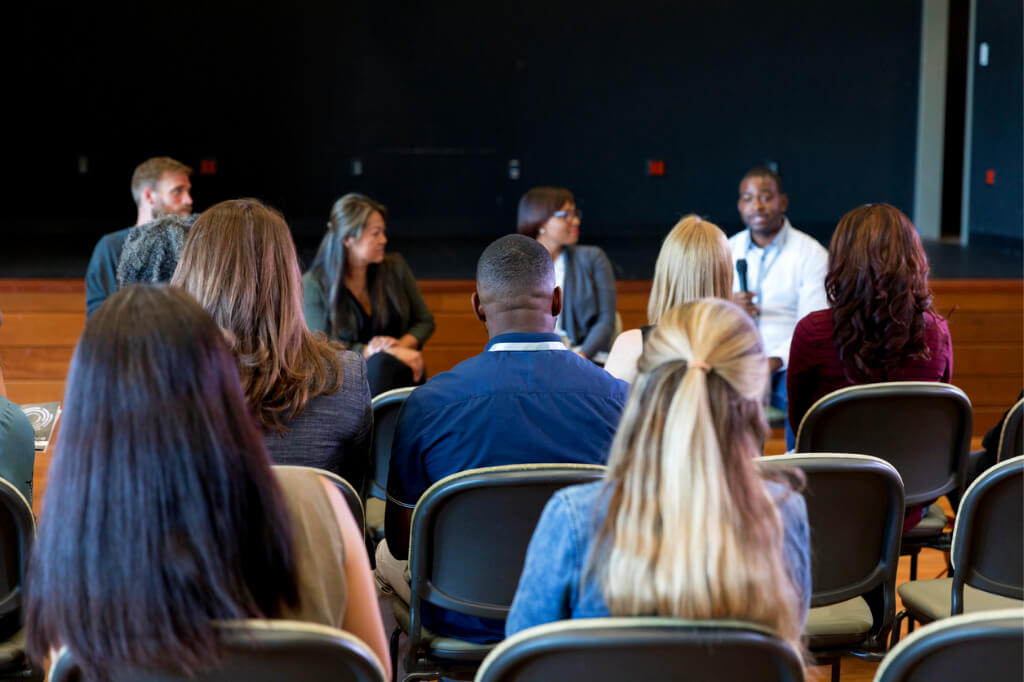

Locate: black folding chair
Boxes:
[995,398,1023,463]
[0,476,38,681]
[893,455,1023,645]
[795,382,971,582]
[875,609,1024,682]
[273,465,365,539]
[48,620,387,682]
[758,453,904,682]
[366,387,415,541]
[476,617,804,682]
[388,463,605,681]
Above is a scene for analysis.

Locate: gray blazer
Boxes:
[560,245,617,357]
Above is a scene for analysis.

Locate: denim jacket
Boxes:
[506,479,812,636]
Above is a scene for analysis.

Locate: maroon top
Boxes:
[787,309,953,431]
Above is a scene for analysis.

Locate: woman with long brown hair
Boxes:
[507,299,810,655]
[787,203,952,429]
[172,199,372,490]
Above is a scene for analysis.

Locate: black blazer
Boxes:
[560,245,617,357]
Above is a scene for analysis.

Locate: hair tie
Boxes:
[688,358,711,373]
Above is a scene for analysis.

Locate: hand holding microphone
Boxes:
[732,258,760,319]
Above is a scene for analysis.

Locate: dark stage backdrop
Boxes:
[12,1,923,252]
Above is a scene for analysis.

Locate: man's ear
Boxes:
[142,187,155,205]
[551,286,563,317]
[471,291,486,323]
[780,193,789,213]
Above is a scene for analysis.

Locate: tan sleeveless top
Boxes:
[274,467,348,628]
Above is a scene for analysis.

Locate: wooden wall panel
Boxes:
[0,348,74,379]
[5,380,67,404]
[0,279,1020,438]
[0,313,84,347]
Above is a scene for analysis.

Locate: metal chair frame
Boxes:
[476,617,804,682]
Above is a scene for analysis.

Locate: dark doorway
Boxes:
[941,0,971,239]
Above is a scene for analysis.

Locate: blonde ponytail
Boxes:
[591,299,804,654]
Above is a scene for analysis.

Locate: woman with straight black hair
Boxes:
[304,193,434,395]
[25,285,389,679]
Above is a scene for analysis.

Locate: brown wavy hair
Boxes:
[172,198,343,433]
[825,203,936,383]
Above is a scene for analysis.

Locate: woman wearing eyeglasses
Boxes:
[517,187,616,360]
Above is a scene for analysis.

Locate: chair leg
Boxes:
[389,628,402,682]
[891,610,907,647]
[831,659,840,682]
[909,550,918,582]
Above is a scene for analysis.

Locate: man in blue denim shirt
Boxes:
[376,234,628,643]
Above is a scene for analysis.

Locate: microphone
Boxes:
[736,259,749,292]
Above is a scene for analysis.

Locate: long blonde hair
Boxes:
[592,298,803,653]
[171,198,343,433]
[646,216,732,325]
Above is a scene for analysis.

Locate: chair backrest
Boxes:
[48,619,387,682]
[996,398,1024,463]
[368,387,415,501]
[0,477,35,639]
[758,454,904,644]
[476,617,804,682]
[407,464,605,631]
[950,455,1024,613]
[795,382,971,505]
[273,465,365,538]
[874,609,1024,682]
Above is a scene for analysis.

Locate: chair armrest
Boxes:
[384,495,415,561]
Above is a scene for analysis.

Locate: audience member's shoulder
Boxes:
[0,396,32,438]
[764,478,807,518]
[571,354,629,398]
[557,478,606,512]
[336,348,367,376]
[923,310,952,339]
[796,308,832,333]
[95,227,133,251]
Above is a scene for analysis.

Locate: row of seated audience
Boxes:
[5,155,1015,678]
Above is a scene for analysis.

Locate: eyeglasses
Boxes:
[552,208,582,220]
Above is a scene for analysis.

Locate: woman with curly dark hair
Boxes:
[787,204,952,525]
[788,204,952,426]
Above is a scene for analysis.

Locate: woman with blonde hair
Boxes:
[172,199,372,490]
[604,215,732,382]
[507,298,810,655]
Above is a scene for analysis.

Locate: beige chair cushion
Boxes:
[909,504,949,535]
[898,578,1024,622]
[805,597,874,636]
[391,598,494,658]
[0,629,26,670]
[366,498,385,533]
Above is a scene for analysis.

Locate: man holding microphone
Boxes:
[729,167,828,449]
